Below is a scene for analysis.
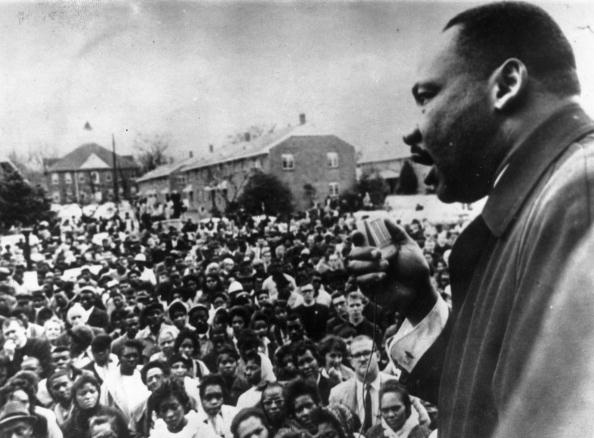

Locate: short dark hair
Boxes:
[319,335,348,358]
[444,1,580,96]
[173,329,199,354]
[46,369,72,394]
[121,339,144,357]
[199,373,226,399]
[140,360,170,384]
[379,380,412,419]
[230,408,268,438]
[284,378,321,417]
[91,334,112,352]
[216,345,240,363]
[292,340,321,365]
[167,353,192,370]
[309,408,347,438]
[148,380,190,416]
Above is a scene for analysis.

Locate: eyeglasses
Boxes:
[351,350,373,359]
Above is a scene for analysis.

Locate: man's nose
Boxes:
[403,128,422,146]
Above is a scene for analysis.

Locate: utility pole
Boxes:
[112,134,119,204]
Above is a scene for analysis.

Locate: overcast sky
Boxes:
[1,0,593,161]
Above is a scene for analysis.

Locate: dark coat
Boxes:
[405,105,594,437]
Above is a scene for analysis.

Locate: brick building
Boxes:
[44,143,139,204]
[137,115,357,215]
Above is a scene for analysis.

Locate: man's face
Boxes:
[146,309,163,328]
[296,349,320,380]
[350,338,379,381]
[120,346,140,374]
[125,316,140,338]
[217,353,237,377]
[244,359,262,386]
[51,350,72,371]
[146,367,166,392]
[347,298,363,322]
[287,319,304,342]
[92,348,110,366]
[79,291,94,310]
[50,375,72,404]
[332,297,347,318]
[21,357,42,375]
[236,416,269,438]
[3,321,27,348]
[300,287,315,305]
[201,383,224,417]
[405,26,501,203]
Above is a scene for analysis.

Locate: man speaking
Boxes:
[349,2,594,437]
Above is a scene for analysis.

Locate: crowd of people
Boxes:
[0,202,464,438]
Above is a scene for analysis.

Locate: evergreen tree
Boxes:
[237,171,293,216]
[0,171,52,227]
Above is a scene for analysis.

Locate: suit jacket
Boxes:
[10,336,52,379]
[329,372,396,427]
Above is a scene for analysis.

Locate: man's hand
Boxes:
[3,339,16,359]
[347,219,437,325]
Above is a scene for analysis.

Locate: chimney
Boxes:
[299,113,306,125]
[244,132,251,142]
[209,144,214,153]
[189,151,194,158]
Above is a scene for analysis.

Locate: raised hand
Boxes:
[347,219,437,325]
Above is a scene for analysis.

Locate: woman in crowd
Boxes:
[281,378,322,435]
[61,374,129,438]
[146,380,216,438]
[259,382,286,436]
[365,381,430,438]
[173,329,210,379]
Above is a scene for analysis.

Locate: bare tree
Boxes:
[133,132,173,173]
[8,142,59,185]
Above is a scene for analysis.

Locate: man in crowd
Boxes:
[332,291,380,340]
[1,316,52,379]
[329,335,396,433]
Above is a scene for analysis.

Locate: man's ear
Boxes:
[490,58,528,112]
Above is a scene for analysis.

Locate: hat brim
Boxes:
[0,413,37,428]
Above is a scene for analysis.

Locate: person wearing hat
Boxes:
[133,253,156,286]
[0,400,39,438]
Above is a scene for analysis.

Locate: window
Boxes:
[91,171,100,185]
[78,173,86,182]
[254,158,262,169]
[52,191,60,203]
[329,182,340,197]
[327,152,339,168]
[51,173,59,185]
[64,172,72,184]
[106,173,112,182]
[281,154,295,170]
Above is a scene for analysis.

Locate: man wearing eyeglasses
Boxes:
[328,335,396,434]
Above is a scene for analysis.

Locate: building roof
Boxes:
[136,156,194,183]
[46,143,137,172]
[357,142,411,165]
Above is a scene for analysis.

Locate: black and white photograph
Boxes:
[0,1,593,437]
